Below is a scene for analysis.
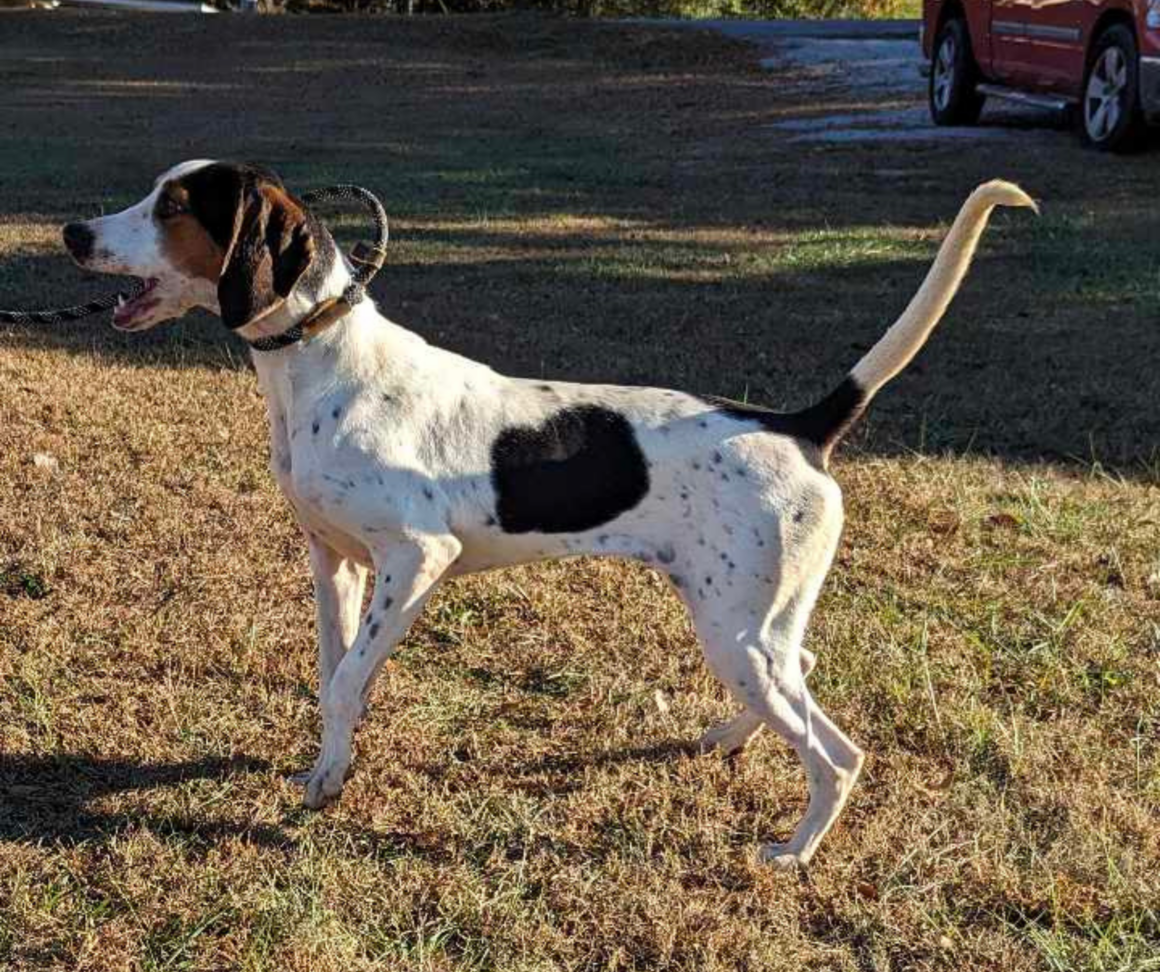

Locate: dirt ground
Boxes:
[1,11,1158,972]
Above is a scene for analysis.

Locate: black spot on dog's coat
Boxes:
[490,405,649,534]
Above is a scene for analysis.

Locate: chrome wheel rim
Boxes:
[1085,45,1129,141]
[933,33,957,111]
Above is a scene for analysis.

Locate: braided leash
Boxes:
[301,184,389,293]
[0,278,146,326]
[0,184,389,345]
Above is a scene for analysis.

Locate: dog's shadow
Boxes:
[0,753,285,848]
[0,753,450,862]
[459,739,703,798]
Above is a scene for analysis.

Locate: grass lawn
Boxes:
[1,11,1158,971]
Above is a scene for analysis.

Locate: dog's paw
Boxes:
[698,724,746,756]
[301,760,350,809]
[758,842,805,871]
[698,717,759,756]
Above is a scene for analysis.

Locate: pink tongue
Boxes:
[114,281,158,325]
[114,300,138,325]
[115,296,158,326]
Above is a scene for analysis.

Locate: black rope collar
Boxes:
[0,183,389,351]
[246,282,367,354]
[246,184,389,354]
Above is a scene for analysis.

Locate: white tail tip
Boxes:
[970,179,1039,216]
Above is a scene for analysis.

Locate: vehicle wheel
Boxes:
[1081,25,1147,152]
[929,18,986,126]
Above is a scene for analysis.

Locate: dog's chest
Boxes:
[277,439,374,564]
[257,371,374,562]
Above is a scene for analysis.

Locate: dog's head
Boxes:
[62,160,334,333]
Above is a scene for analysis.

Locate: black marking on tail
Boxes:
[700,376,867,461]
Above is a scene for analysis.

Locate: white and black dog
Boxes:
[62,161,1034,867]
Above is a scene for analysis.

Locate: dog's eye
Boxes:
[156,195,187,220]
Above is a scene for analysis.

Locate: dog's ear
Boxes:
[216,180,316,332]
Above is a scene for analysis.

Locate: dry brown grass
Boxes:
[1,11,1159,971]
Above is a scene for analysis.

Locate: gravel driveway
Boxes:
[649,17,1064,142]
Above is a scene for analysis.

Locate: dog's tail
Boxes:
[795,180,1037,464]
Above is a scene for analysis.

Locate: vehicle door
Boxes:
[990,0,1086,90]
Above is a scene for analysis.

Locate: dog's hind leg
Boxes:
[302,531,462,809]
[698,648,816,756]
[695,592,862,868]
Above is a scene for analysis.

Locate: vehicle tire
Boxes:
[1081,24,1147,152]
[929,17,986,125]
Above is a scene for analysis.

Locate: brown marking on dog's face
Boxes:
[154,181,226,283]
[145,163,316,332]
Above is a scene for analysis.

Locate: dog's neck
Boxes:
[232,236,356,349]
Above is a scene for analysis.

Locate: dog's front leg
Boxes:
[307,536,368,692]
[302,531,462,809]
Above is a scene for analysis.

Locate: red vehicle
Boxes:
[923,0,1160,150]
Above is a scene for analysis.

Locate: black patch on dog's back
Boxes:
[491,405,649,534]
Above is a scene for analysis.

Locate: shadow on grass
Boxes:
[0,753,453,862]
[2,11,1159,473]
[6,227,1160,472]
[525,739,699,776]
[0,753,286,847]
[446,739,701,799]
[0,751,306,853]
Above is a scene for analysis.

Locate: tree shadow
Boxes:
[6,221,1160,472]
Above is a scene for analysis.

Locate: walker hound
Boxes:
[62,161,1034,867]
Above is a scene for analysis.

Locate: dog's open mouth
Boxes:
[112,277,161,330]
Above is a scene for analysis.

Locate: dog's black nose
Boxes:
[62,222,95,262]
